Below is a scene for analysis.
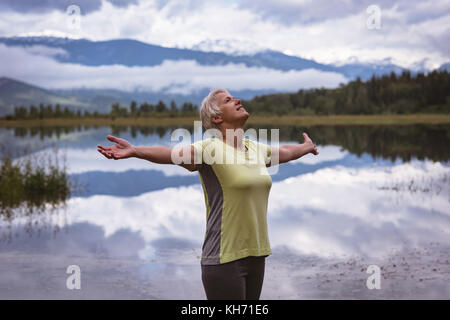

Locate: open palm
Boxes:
[97,135,135,160]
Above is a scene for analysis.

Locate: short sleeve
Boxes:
[191,139,204,165]
[254,141,271,165]
[191,138,216,167]
[265,144,272,164]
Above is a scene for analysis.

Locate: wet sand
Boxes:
[0,242,448,299]
[264,243,450,299]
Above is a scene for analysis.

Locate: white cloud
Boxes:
[67,185,207,241]
[14,141,346,176]
[0,44,347,92]
[12,147,195,176]
[268,160,450,258]
[0,0,448,68]
[21,44,69,58]
[5,159,446,260]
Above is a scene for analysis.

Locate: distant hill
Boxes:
[439,62,450,72]
[0,77,279,116]
[0,77,89,116]
[242,70,450,116]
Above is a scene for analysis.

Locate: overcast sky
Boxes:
[0,0,448,93]
[0,0,448,69]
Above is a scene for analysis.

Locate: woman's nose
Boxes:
[235,99,241,104]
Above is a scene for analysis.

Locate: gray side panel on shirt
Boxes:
[199,164,223,265]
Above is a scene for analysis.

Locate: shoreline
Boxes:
[1,114,450,127]
[0,242,448,299]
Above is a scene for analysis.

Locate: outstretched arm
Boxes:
[97,135,198,171]
[269,132,318,165]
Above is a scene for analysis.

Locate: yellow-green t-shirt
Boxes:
[192,138,272,265]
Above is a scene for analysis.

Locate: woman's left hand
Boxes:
[302,132,319,155]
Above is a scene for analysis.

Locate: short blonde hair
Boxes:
[200,88,228,130]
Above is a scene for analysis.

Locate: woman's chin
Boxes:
[230,112,250,126]
[241,111,250,120]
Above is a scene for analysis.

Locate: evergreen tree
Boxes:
[169,100,178,117]
[130,100,137,117]
[55,104,62,118]
[156,100,167,113]
[29,105,38,119]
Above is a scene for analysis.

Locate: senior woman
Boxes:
[97,89,319,300]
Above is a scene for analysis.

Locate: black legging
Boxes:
[201,256,266,300]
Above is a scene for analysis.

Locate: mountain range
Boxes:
[1,36,409,77]
[0,36,446,116]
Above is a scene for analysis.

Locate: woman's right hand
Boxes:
[97,135,136,160]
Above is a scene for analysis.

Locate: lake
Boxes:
[0,123,449,299]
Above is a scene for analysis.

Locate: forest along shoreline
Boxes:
[1,114,450,127]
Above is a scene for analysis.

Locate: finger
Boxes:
[98,145,112,151]
[303,132,311,141]
[107,135,120,143]
[99,149,113,159]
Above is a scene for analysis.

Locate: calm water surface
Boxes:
[0,124,449,299]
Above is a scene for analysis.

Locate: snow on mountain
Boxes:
[189,39,268,56]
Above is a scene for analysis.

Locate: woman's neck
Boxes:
[220,127,247,151]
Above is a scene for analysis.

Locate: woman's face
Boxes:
[214,91,249,127]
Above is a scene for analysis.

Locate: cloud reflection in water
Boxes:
[1,158,449,299]
[56,159,450,261]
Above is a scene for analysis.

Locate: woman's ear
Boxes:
[211,115,223,125]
